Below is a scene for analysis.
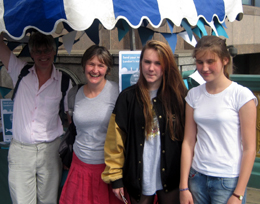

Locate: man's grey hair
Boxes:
[28,32,56,53]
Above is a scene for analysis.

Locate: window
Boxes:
[255,0,260,6]
[243,0,260,6]
[242,0,252,5]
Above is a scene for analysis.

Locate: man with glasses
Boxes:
[0,32,69,204]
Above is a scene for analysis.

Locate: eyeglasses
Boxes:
[32,48,53,56]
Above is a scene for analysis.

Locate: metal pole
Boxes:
[129,28,136,50]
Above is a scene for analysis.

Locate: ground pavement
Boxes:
[247,187,260,204]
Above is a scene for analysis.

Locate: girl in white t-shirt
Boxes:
[180,36,257,204]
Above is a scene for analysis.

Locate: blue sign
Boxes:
[119,51,141,92]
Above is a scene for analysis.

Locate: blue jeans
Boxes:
[188,167,246,204]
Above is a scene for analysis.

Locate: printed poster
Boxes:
[1,99,13,142]
[119,51,141,92]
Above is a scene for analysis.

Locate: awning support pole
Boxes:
[129,28,136,50]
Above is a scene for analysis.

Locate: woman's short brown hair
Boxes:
[81,45,113,77]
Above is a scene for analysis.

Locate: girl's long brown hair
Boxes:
[137,40,187,141]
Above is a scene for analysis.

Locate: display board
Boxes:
[1,99,13,142]
[119,51,141,92]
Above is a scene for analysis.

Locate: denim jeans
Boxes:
[188,167,246,204]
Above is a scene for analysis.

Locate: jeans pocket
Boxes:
[221,177,238,191]
[7,140,15,163]
[188,167,198,179]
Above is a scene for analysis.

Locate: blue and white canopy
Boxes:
[0,0,243,40]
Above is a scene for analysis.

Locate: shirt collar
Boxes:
[31,64,59,81]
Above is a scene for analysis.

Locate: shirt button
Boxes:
[153,99,157,102]
[161,133,165,136]
[159,115,162,119]
[140,143,143,146]
[142,126,144,129]
[164,184,167,187]
[162,168,165,172]
[165,189,168,192]
[162,150,165,153]
[139,161,141,164]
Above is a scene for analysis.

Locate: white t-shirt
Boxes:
[142,89,163,195]
[185,82,257,177]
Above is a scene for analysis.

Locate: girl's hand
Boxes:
[113,187,127,203]
[227,194,242,204]
[180,190,194,204]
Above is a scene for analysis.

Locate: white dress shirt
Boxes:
[8,52,69,144]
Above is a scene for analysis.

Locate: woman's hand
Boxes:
[63,165,69,170]
[180,190,194,204]
[113,187,126,203]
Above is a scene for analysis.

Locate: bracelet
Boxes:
[179,188,189,191]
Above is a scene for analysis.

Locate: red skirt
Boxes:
[59,153,122,204]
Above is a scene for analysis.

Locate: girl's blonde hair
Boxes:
[193,36,232,78]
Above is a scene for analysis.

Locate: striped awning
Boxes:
[0,0,243,40]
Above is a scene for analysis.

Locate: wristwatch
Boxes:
[233,192,243,200]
